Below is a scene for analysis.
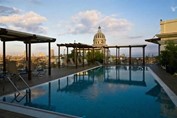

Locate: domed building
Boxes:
[92,26,110,62]
[93,26,107,48]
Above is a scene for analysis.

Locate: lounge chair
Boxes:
[31,64,46,77]
[6,61,28,88]
[77,58,83,66]
[61,57,67,67]
[67,58,76,67]
[6,61,22,80]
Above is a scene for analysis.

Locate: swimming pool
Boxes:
[1,66,177,118]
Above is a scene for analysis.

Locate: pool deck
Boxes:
[0,64,177,117]
[148,64,177,96]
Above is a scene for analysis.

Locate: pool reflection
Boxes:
[104,66,146,87]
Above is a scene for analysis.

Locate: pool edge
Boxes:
[148,67,177,107]
[0,101,81,118]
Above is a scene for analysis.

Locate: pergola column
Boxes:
[82,48,85,67]
[103,47,105,65]
[66,47,68,67]
[2,40,6,73]
[129,46,132,65]
[25,43,28,71]
[116,47,118,65]
[75,47,78,69]
[118,47,120,64]
[158,44,161,57]
[48,42,51,75]
[107,48,109,65]
[92,48,94,64]
[143,46,145,66]
[25,42,32,81]
[28,42,32,80]
[58,46,60,68]
[88,48,89,65]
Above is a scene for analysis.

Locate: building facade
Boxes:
[93,26,109,55]
[93,26,107,48]
[156,19,177,51]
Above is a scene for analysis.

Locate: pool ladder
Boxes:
[6,74,31,103]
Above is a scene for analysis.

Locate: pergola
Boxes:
[57,43,147,66]
[0,28,56,80]
[57,43,95,68]
[103,45,147,65]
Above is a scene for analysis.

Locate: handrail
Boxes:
[18,74,30,89]
[11,90,29,103]
[6,74,31,103]
[6,77,21,99]
[6,74,31,102]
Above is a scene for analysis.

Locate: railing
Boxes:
[5,74,31,103]
[6,76,20,97]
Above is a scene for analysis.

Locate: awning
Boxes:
[145,38,161,44]
[0,28,56,43]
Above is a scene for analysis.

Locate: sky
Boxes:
[0,0,177,57]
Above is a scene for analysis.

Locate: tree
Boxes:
[159,41,177,74]
[94,51,103,63]
[86,50,103,63]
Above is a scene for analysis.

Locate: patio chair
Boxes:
[6,61,22,80]
[67,58,76,67]
[77,58,83,66]
[84,59,88,65]
[6,61,27,88]
[62,57,68,67]
[31,64,46,77]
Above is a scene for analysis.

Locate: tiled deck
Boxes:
[149,64,177,96]
[0,64,177,118]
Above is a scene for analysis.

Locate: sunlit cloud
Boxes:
[0,5,47,34]
[59,10,132,36]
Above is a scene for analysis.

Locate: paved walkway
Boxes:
[149,64,177,96]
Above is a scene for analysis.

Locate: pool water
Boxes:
[1,66,177,118]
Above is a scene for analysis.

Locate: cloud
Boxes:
[0,5,21,15]
[59,10,132,36]
[171,6,177,12]
[0,6,47,34]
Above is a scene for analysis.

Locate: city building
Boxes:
[146,18,177,55]
[156,19,177,51]
[93,26,107,48]
[93,26,110,56]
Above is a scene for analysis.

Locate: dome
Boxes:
[94,26,105,39]
[93,26,107,48]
